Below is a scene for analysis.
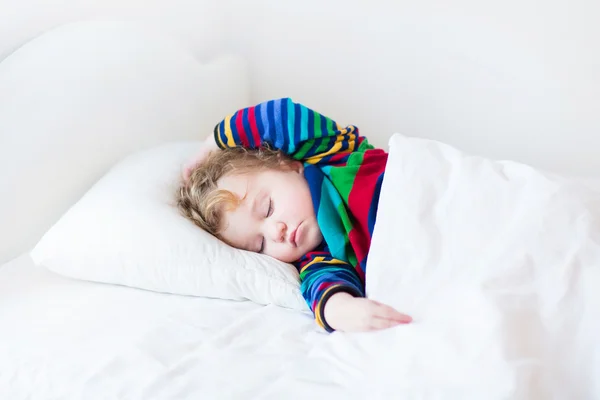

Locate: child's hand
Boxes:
[182,136,220,182]
[324,292,412,332]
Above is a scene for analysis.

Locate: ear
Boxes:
[290,160,304,174]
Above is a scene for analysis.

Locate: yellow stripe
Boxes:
[300,256,346,273]
[315,285,343,328]
[328,133,347,154]
[303,156,322,165]
[224,114,235,147]
[215,124,226,148]
[303,131,357,165]
[300,256,325,272]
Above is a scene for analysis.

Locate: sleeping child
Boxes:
[177,98,412,332]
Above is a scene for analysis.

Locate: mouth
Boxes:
[289,223,300,247]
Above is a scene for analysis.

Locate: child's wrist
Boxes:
[323,291,354,329]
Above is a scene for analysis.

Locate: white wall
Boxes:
[225,0,600,177]
[2,0,598,177]
[0,0,226,62]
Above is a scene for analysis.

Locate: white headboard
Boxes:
[0,21,250,263]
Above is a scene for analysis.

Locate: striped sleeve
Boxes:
[213,98,364,164]
[296,250,365,332]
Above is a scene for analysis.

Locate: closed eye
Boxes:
[266,198,273,218]
[259,237,265,253]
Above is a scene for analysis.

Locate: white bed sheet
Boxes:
[0,254,328,399]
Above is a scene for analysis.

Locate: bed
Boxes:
[0,254,329,399]
[2,20,600,400]
[3,148,600,399]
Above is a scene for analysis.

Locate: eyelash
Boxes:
[266,198,273,218]
[259,198,273,253]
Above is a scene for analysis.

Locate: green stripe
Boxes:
[337,202,354,235]
[347,252,358,269]
[336,202,357,267]
[326,117,334,133]
[313,112,322,138]
[330,152,363,203]
[294,140,314,160]
[314,138,331,155]
[358,137,375,151]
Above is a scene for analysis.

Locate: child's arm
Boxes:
[299,251,412,332]
[213,98,372,164]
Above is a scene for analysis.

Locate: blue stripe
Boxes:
[293,103,302,152]
[338,135,349,153]
[300,259,365,306]
[241,107,254,148]
[256,103,265,145]
[320,113,328,137]
[328,135,338,151]
[304,165,323,215]
[368,172,384,237]
[307,106,315,140]
[266,100,275,146]
[273,100,287,151]
[230,110,240,140]
[261,101,271,145]
[277,99,288,151]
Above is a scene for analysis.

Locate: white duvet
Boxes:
[266,134,600,399]
[2,133,600,399]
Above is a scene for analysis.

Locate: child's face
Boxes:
[217,163,323,263]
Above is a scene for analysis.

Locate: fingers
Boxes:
[364,301,412,331]
[368,317,404,331]
[373,302,413,323]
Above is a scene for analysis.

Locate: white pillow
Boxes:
[31,142,308,310]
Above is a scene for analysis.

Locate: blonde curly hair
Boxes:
[177,146,297,238]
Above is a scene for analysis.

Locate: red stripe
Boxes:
[317,281,334,292]
[348,230,366,282]
[247,106,261,146]
[347,150,386,269]
[235,110,249,147]
[327,152,351,165]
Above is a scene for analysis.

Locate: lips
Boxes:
[289,222,302,247]
[288,228,297,247]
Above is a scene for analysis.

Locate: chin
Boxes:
[284,251,306,264]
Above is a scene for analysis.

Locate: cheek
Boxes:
[283,180,313,212]
[285,196,309,213]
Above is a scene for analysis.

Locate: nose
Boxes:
[269,221,287,243]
